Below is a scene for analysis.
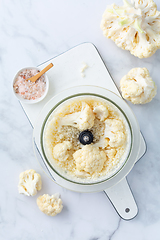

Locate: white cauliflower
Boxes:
[95,119,126,148]
[53,141,72,162]
[59,102,95,131]
[100,0,160,58]
[120,67,157,104]
[80,62,89,77]
[94,135,109,149]
[37,193,63,216]
[93,105,109,121]
[73,145,106,174]
[104,119,126,147]
[106,148,117,159]
[18,169,42,196]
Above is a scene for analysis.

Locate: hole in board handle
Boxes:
[125,208,130,213]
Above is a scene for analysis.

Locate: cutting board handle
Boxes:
[104,178,138,220]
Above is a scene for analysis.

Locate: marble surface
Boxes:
[1,0,160,239]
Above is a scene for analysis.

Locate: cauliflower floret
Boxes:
[95,119,126,148]
[59,102,95,131]
[73,145,106,174]
[120,67,157,104]
[105,119,126,147]
[100,0,160,58]
[53,141,72,161]
[95,118,126,148]
[93,105,109,121]
[37,193,63,216]
[94,136,109,149]
[18,169,42,196]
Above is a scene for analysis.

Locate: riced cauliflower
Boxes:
[120,67,157,104]
[59,102,95,131]
[95,119,125,148]
[106,148,117,159]
[53,141,72,161]
[73,145,107,174]
[18,169,42,196]
[93,105,109,121]
[44,97,130,183]
[37,193,63,216]
[100,0,160,58]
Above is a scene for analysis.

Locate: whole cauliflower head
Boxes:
[37,193,63,216]
[100,0,160,58]
[53,141,72,162]
[73,145,106,174]
[59,102,95,131]
[18,169,42,196]
[93,105,109,121]
[120,67,157,104]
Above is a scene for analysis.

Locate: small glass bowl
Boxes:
[13,67,49,104]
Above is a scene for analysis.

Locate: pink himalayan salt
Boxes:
[13,68,46,100]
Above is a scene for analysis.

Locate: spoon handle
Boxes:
[29,63,53,82]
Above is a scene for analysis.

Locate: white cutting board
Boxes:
[20,42,146,160]
[20,43,146,220]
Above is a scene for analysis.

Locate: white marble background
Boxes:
[1,0,160,239]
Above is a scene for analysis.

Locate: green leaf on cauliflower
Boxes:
[119,18,131,26]
[134,19,145,33]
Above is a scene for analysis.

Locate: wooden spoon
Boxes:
[26,63,53,83]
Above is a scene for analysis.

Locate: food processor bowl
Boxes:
[33,85,140,193]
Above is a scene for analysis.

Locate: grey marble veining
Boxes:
[1,0,160,239]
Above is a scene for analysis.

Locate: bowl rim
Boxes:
[33,85,140,192]
[13,66,49,104]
